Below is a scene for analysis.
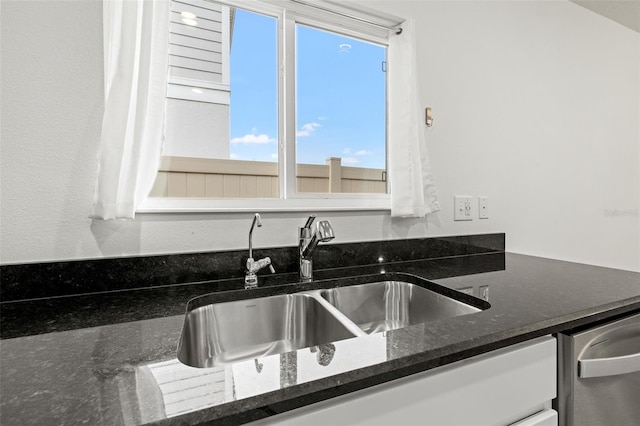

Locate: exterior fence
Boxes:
[149,156,387,198]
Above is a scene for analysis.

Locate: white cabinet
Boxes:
[511,409,558,426]
[253,335,557,426]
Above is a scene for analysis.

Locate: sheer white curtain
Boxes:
[388,19,440,218]
[91,0,170,220]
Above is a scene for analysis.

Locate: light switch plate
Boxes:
[478,196,489,219]
[454,196,473,221]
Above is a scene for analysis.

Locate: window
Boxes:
[295,24,387,195]
[144,0,401,212]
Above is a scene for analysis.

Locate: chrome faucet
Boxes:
[299,215,335,282]
[245,213,275,289]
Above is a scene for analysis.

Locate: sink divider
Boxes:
[299,290,369,338]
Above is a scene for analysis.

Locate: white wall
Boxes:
[1,0,638,272]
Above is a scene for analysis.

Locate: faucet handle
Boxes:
[247,256,274,274]
[303,215,316,229]
[258,257,275,274]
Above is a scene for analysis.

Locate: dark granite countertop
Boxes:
[1,251,639,425]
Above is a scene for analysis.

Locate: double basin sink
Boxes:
[178,274,489,368]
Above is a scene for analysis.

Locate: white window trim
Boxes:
[138,195,390,213]
[139,0,402,213]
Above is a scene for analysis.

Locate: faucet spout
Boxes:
[248,213,262,260]
[245,213,274,289]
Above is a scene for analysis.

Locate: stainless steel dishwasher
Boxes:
[557,312,640,426]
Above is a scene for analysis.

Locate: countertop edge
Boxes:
[161,297,640,426]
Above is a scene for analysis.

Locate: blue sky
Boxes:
[229,9,387,169]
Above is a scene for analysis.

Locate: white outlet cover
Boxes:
[454,196,473,221]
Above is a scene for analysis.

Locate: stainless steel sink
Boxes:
[177,293,361,368]
[178,277,487,368]
[319,281,482,334]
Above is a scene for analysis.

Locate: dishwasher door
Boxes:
[557,312,640,426]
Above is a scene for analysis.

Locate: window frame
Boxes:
[138,0,395,214]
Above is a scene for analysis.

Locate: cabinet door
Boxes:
[253,336,556,426]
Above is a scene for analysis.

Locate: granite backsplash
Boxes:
[0,233,504,302]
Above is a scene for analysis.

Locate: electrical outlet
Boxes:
[458,287,474,296]
[479,285,490,301]
[478,196,489,219]
[454,196,473,221]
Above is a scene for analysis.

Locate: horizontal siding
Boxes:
[168,0,228,97]
[170,33,222,53]
[169,55,222,74]
[170,11,222,32]
[169,22,222,43]
[169,67,222,84]
[169,44,222,63]
[172,0,222,16]
[146,360,226,418]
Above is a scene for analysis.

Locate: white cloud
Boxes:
[230,133,275,144]
[355,150,372,156]
[229,153,240,160]
[270,153,278,159]
[342,148,351,155]
[296,122,320,137]
[342,157,360,164]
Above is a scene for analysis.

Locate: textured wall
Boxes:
[1,0,638,272]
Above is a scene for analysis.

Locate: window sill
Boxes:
[137,196,391,213]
